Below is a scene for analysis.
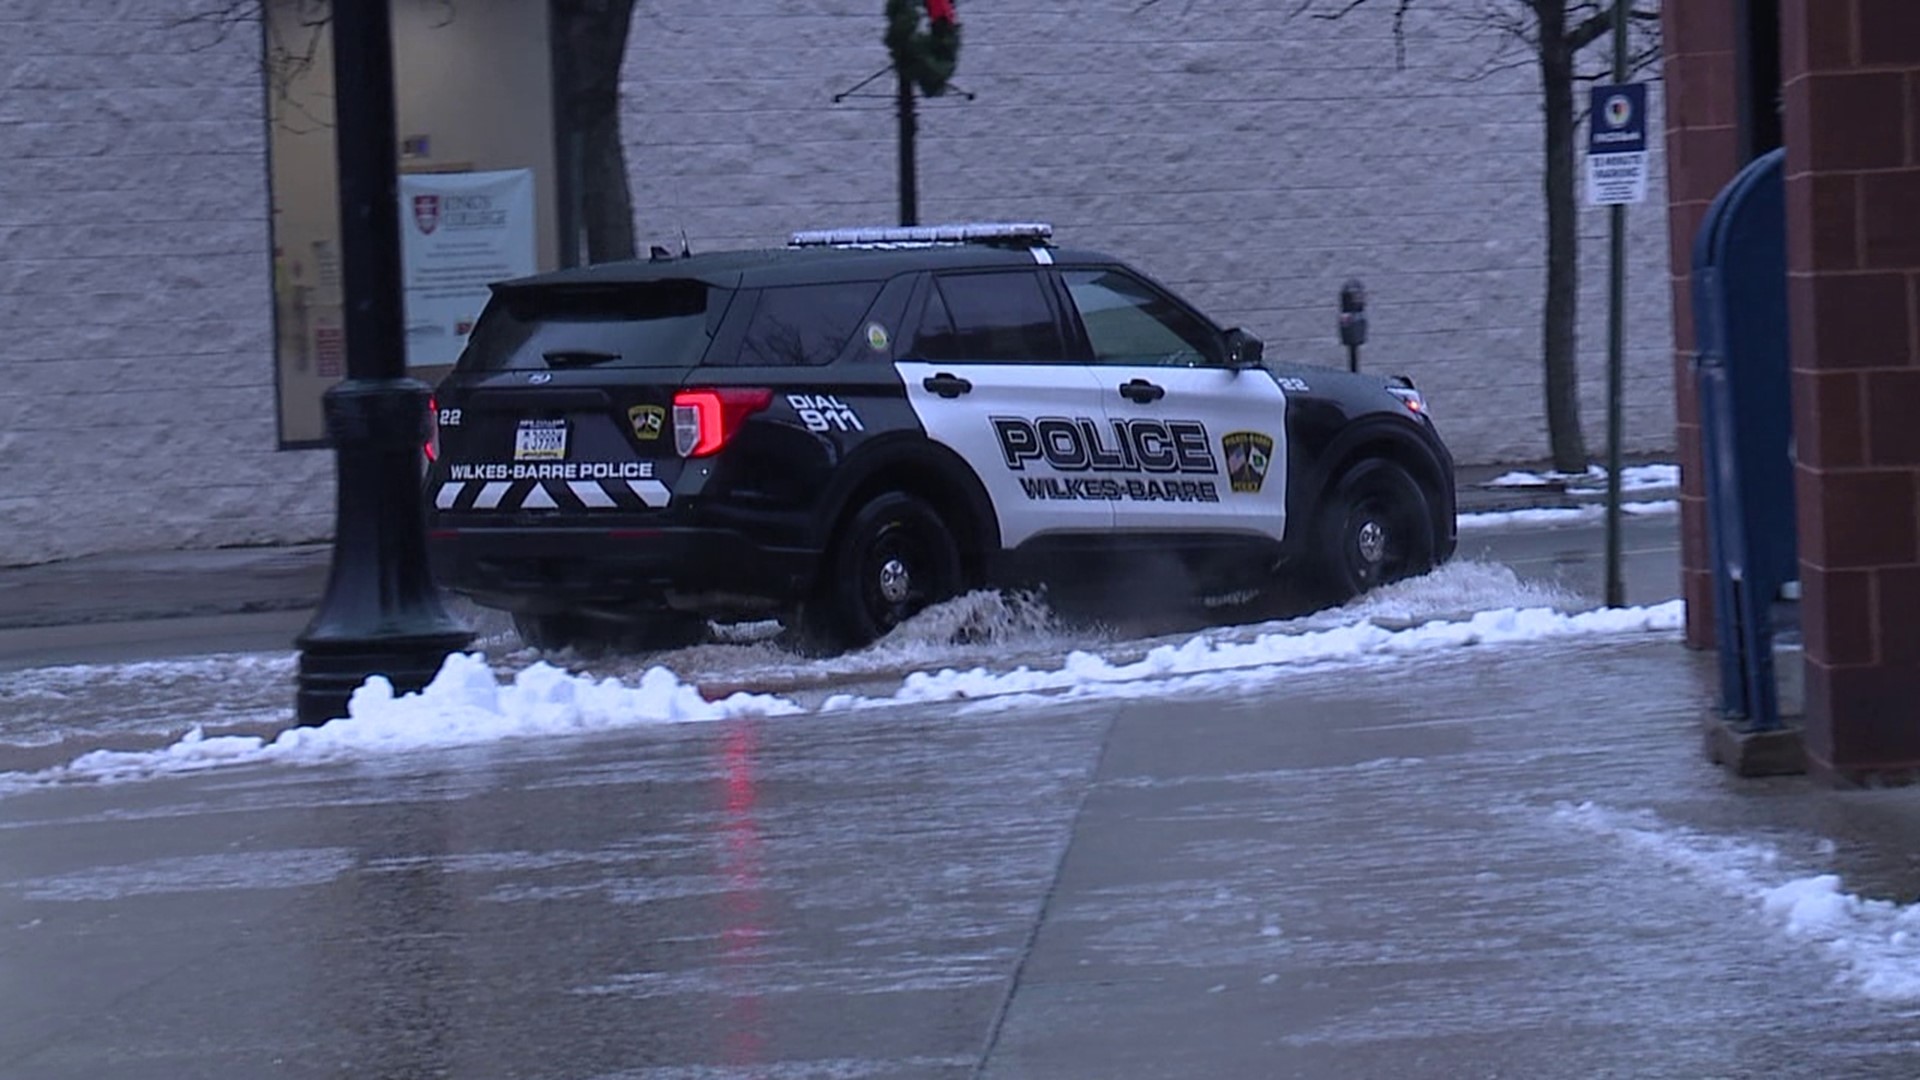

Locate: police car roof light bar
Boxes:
[788,222,1054,249]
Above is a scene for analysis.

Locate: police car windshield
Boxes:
[455,281,723,373]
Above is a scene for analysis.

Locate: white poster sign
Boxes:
[399,168,537,368]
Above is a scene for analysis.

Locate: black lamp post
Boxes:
[295,0,472,726]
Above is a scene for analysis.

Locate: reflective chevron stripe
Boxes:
[567,480,615,508]
[626,479,671,508]
[473,481,512,510]
[434,477,673,512]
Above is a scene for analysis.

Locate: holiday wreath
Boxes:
[886,0,961,97]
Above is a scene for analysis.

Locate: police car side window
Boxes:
[913,271,1069,363]
[1064,269,1220,367]
[735,282,884,366]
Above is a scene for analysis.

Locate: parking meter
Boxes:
[1338,278,1367,372]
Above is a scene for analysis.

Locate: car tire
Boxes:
[1308,458,1436,605]
[513,611,708,655]
[800,492,964,652]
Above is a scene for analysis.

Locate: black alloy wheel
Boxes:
[804,492,964,651]
[1312,459,1436,604]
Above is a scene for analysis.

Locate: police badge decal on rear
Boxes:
[1222,431,1274,494]
[628,404,666,441]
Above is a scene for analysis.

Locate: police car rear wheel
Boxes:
[1314,459,1434,603]
[806,492,963,651]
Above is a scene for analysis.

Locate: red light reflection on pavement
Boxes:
[717,720,766,1067]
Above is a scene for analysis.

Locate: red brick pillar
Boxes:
[1781,0,1920,782]
[1661,0,1747,648]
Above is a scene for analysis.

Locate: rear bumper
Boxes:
[428,525,819,617]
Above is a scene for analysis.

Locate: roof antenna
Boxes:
[679,227,692,259]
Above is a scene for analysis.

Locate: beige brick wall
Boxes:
[0,0,1672,565]
[620,0,1675,463]
[0,2,333,566]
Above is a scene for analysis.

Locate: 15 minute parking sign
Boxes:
[1587,83,1649,206]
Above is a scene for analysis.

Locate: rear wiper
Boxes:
[543,349,622,368]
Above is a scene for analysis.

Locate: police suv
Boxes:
[424,223,1458,651]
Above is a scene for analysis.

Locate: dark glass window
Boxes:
[1063,269,1220,367]
[911,271,1069,363]
[456,281,721,372]
[736,281,884,367]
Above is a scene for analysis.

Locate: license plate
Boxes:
[514,419,568,462]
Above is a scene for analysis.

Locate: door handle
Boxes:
[922,372,973,399]
[1118,378,1165,404]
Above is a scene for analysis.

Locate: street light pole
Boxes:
[295,0,472,726]
[1603,0,1630,609]
[897,68,918,227]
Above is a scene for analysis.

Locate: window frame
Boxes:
[901,267,1077,365]
[1053,263,1230,369]
[723,278,888,368]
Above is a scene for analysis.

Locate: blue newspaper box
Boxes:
[1690,148,1797,731]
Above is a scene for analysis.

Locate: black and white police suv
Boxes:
[423,222,1458,651]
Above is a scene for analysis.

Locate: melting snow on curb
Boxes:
[5,600,1683,794]
[1487,463,1679,493]
[1556,801,1920,1004]
[1457,500,1679,532]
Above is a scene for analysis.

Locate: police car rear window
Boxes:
[455,281,725,372]
[731,281,884,367]
[913,271,1068,363]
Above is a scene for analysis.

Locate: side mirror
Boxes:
[1225,327,1265,369]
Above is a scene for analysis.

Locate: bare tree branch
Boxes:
[1274,0,1667,472]
[1569,3,1660,53]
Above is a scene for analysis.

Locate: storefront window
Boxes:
[262,0,564,446]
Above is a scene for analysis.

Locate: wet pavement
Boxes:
[5,636,1920,1077]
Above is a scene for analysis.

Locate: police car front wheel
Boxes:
[1313,459,1436,603]
[804,492,964,651]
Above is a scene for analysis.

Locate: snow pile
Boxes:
[1573,463,1681,494]
[1487,463,1679,492]
[826,601,1684,711]
[42,654,797,787]
[1556,801,1920,1003]
[1457,500,1679,532]
[1762,876,1920,1002]
[5,600,1684,795]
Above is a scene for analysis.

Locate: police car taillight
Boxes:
[674,388,773,457]
[425,395,440,462]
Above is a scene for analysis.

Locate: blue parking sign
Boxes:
[1587,83,1649,206]
[1589,84,1648,155]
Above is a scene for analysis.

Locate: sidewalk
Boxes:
[6,633,1920,1077]
[0,457,1678,632]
